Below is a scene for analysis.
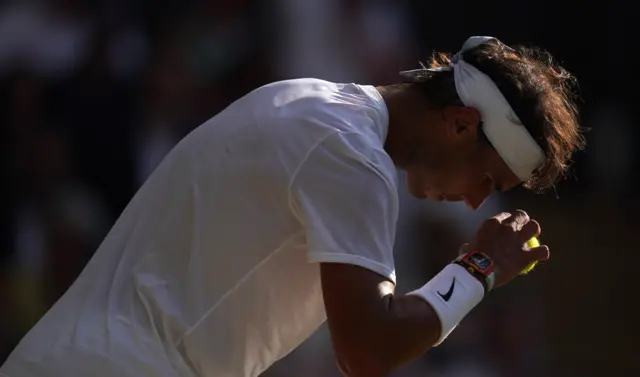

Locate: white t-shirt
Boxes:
[0,79,399,377]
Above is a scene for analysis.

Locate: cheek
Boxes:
[405,147,486,195]
[405,171,423,190]
[405,170,427,197]
[433,159,483,194]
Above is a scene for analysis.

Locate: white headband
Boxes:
[452,36,545,181]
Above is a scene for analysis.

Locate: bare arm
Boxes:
[320,211,551,377]
[321,263,441,377]
[288,132,484,376]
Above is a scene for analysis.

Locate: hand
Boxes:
[469,210,550,288]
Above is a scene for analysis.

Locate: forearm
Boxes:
[326,264,485,377]
[329,293,440,377]
[379,294,442,369]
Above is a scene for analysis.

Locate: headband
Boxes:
[399,36,545,181]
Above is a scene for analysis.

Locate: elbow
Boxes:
[333,346,391,377]
[335,360,387,377]
[331,330,437,377]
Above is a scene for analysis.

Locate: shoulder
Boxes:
[251,79,387,133]
[292,131,399,205]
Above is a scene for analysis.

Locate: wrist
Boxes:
[453,250,496,292]
[406,263,485,346]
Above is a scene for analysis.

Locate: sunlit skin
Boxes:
[378,85,522,210]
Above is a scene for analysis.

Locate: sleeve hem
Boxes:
[308,251,396,284]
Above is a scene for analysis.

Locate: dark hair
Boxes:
[416,40,585,192]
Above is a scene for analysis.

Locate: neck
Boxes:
[376,84,425,168]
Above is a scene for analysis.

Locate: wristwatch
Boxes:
[453,250,496,292]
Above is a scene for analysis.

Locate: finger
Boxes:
[519,220,541,242]
[523,245,550,263]
[491,212,512,223]
[502,209,529,230]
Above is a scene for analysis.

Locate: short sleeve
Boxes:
[289,131,399,283]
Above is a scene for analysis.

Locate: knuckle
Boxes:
[491,211,511,221]
[521,220,541,236]
[485,217,501,225]
[486,212,510,225]
[482,217,501,230]
[539,245,550,257]
[531,220,542,234]
[514,209,530,222]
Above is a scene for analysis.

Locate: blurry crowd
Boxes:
[1,0,637,376]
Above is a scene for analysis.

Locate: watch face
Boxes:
[469,253,492,270]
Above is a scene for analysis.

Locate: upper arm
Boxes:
[289,131,400,376]
[319,263,396,377]
[289,131,399,282]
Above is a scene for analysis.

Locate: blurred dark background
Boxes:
[0,0,637,376]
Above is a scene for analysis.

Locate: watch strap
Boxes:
[453,251,496,292]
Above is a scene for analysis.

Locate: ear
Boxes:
[442,106,482,140]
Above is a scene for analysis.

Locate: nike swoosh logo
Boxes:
[437,278,456,302]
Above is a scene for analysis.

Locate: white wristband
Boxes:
[407,263,485,346]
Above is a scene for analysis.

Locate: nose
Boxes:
[463,196,487,210]
[463,186,492,210]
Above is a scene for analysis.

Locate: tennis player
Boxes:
[1,36,584,377]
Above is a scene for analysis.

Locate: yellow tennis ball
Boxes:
[520,237,540,275]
